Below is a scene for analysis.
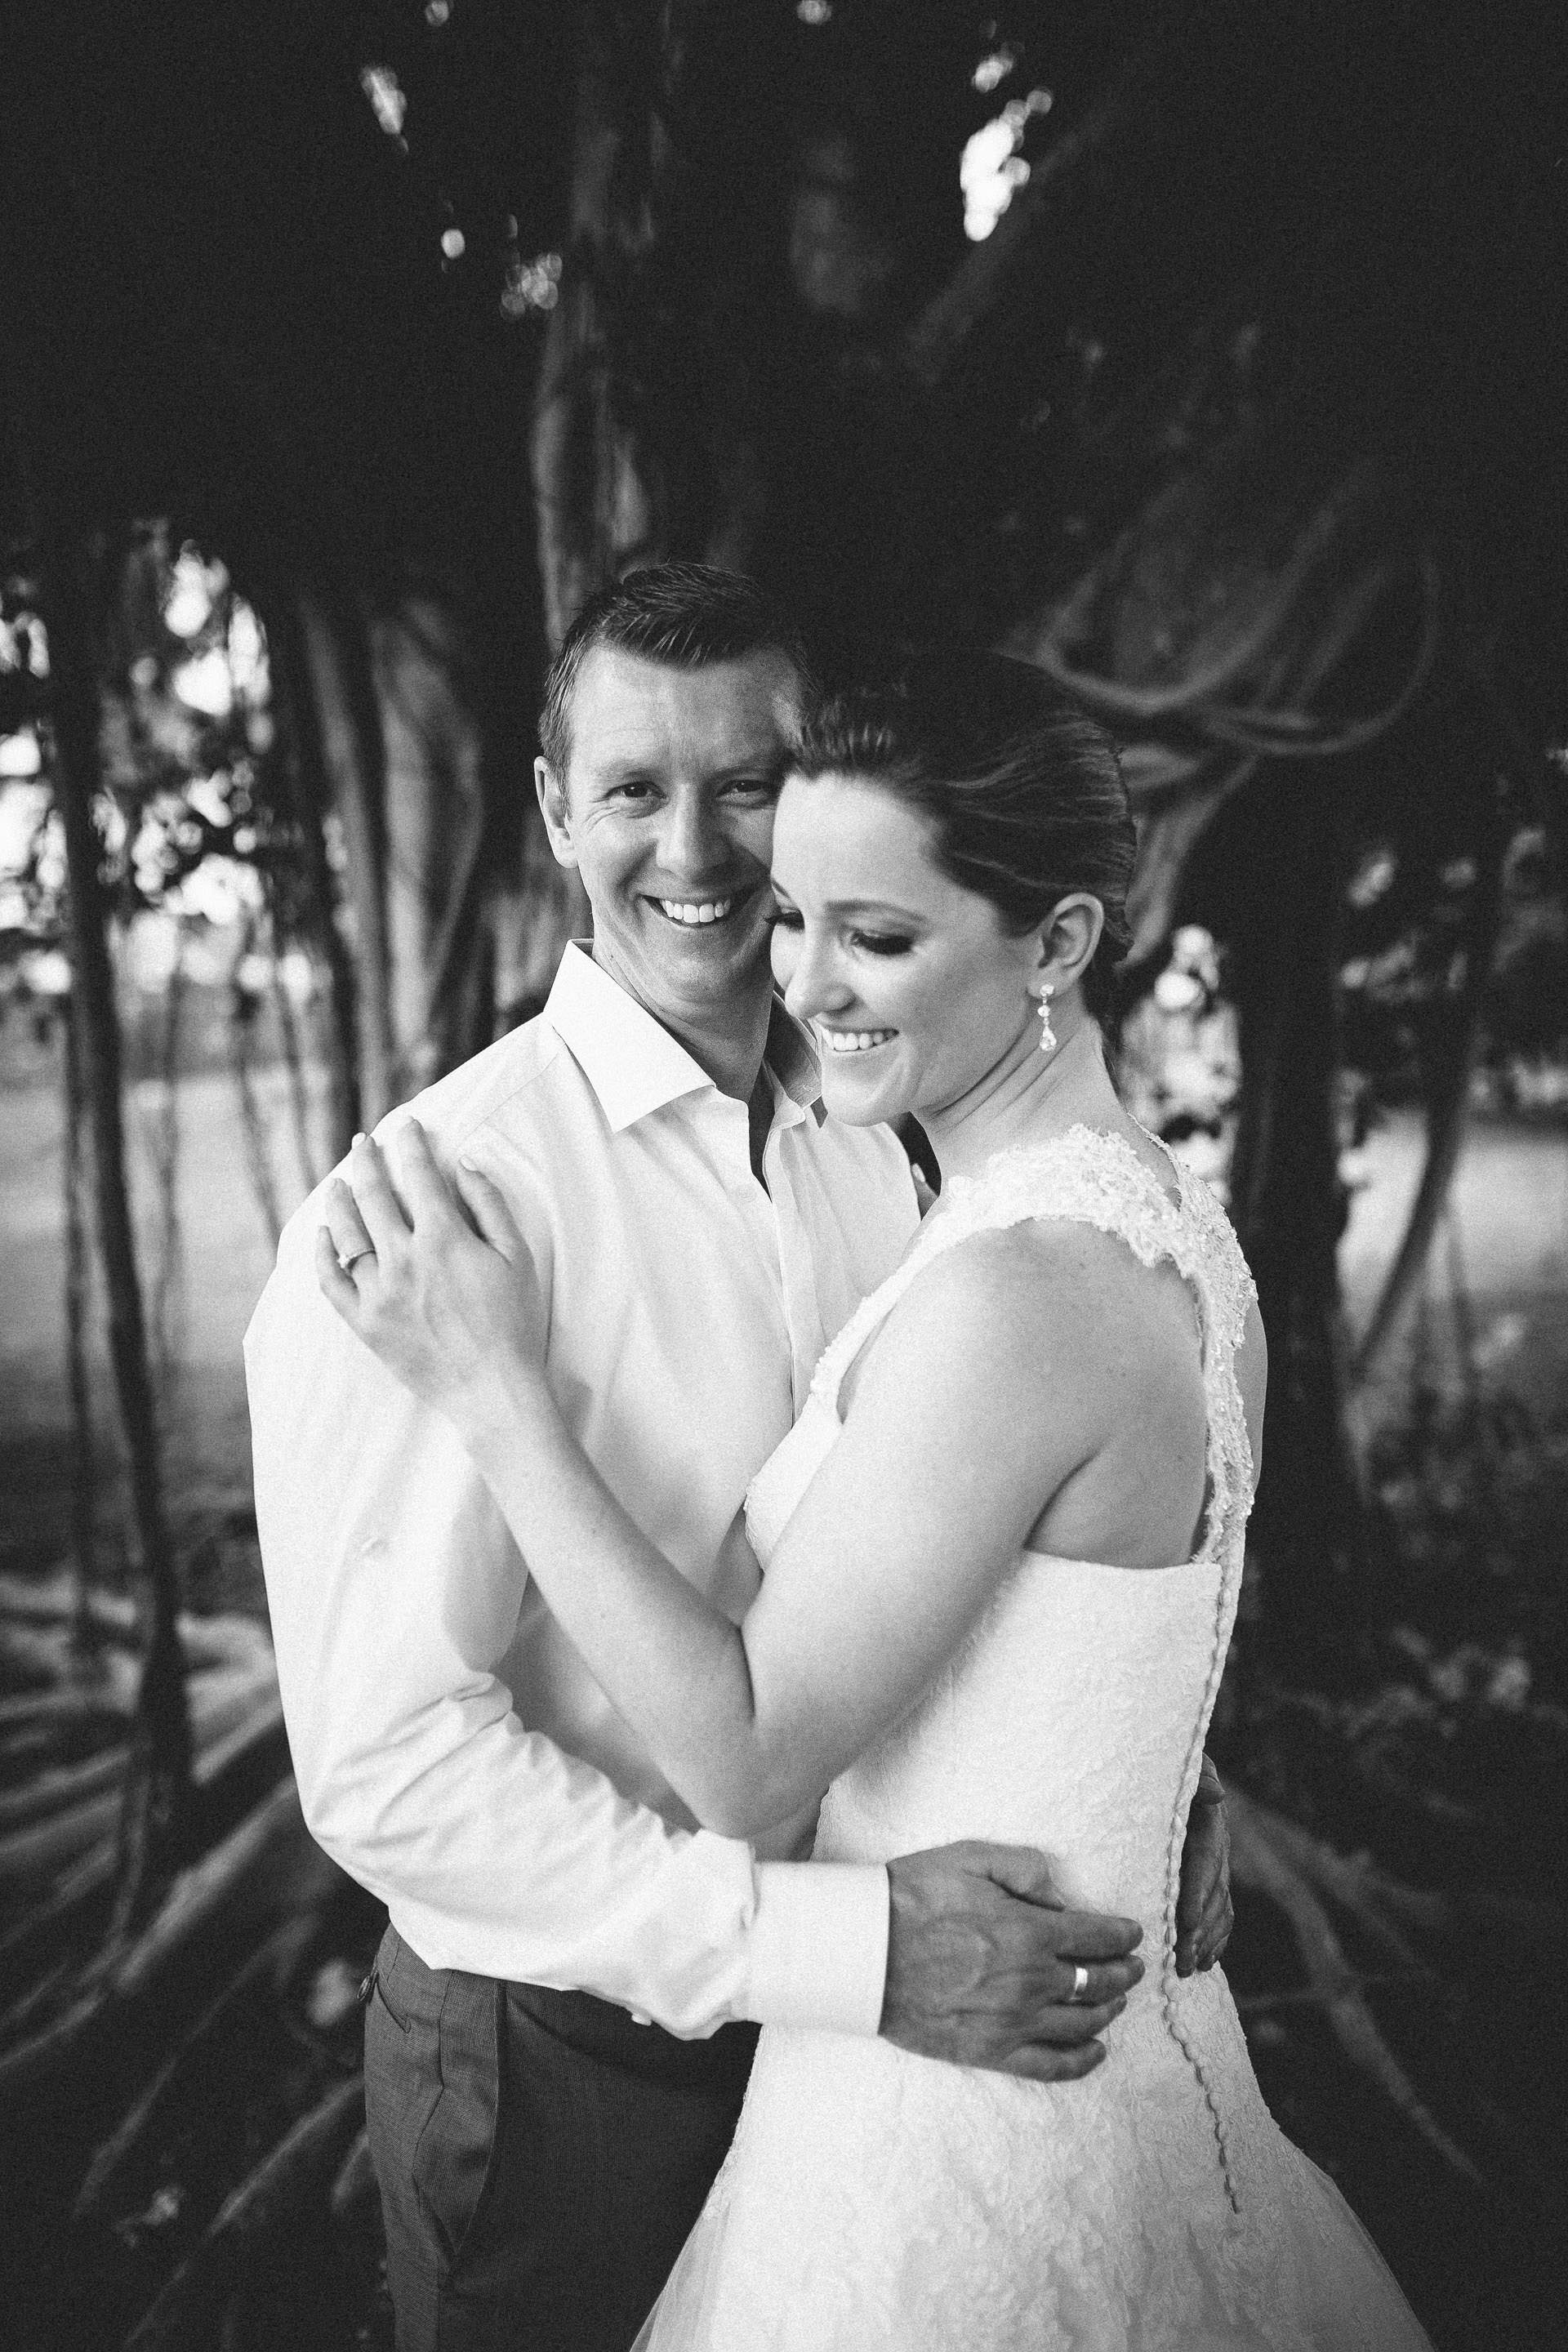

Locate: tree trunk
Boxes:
[269,595,360,1160]
[1226,778,1361,1685]
[229,915,284,1251]
[294,587,397,1125]
[1350,770,1511,1385]
[269,927,320,1200]
[61,994,99,1657]
[42,529,194,1913]
[368,591,491,1094]
[532,0,788,646]
[147,920,186,1381]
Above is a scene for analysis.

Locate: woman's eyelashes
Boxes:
[768,906,912,957]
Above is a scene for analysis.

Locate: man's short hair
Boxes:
[537,563,817,776]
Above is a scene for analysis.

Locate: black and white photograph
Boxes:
[0,5,1563,2347]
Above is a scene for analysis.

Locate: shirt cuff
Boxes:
[740,1860,890,2036]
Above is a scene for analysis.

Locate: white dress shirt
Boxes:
[246,946,920,2038]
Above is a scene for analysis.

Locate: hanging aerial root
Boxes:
[121,2072,366,2352]
[0,1674,279,1882]
[0,1775,317,2099]
[0,1784,121,1888]
[0,1678,140,1736]
[329,2125,378,2224]
[0,1577,273,1777]
[0,1569,272,1657]
[0,1837,118,2012]
[1226,1791,1434,1978]
[74,1909,325,2225]
[1226,1793,1481,2184]
[0,1740,131,1833]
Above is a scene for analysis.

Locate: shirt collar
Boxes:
[764,996,827,1126]
[543,943,826,1134]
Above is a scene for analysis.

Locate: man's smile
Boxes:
[646,889,755,929]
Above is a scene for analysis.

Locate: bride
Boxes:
[319,658,1432,2349]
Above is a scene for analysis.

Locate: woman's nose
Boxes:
[783,933,852,1020]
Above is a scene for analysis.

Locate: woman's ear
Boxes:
[1038,893,1106,991]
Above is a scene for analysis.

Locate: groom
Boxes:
[247,564,1231,2352]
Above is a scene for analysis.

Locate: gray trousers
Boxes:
[363,1925,760,2352]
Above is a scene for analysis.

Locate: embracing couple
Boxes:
[247,566,1429,2350]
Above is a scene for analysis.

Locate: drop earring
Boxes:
[1035,981,1057,1056]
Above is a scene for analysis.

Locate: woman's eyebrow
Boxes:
[768,889,924,920]
[718,751,791,784]
[817,897,926,921]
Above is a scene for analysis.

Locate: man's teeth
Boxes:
[825,1030,897,1054]
[657,896,737,925]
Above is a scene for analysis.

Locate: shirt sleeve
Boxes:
[244,1169,889,2041]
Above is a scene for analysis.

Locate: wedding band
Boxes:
[338,1245,376,1273]
[1070,1965,1090,2002]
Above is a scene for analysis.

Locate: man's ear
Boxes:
[535,757,579,870]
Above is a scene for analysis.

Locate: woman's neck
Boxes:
[922,1001,1124,1186]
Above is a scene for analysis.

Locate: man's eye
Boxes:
[612,781,657,803]
[851,931,915,956]
[723,777,779,801]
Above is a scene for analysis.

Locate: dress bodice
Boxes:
[745,1125,1257,1998]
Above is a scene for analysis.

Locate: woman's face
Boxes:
[768,771,1043,1128]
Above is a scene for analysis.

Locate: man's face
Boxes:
[537,645,803,1031]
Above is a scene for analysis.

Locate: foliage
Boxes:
[1118,924,1241,1187]
[6,535,273,929]
[1220,1358,1568,1888]
[0,534,340,1095]
[1341,823,1568,1102]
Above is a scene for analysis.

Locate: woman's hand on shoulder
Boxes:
[315,1120,547,1440]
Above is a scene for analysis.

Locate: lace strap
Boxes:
[810,1127,1257,1558]
[808,1246,936,1419]
[811,1125,1178,1418]
[1173,1159,1258,1352]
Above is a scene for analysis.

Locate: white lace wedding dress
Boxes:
[635,1129,1434,2350]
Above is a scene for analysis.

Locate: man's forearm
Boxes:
[297,1683,874,2034]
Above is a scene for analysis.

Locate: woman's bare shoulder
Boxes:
[846,1214,1196,1432]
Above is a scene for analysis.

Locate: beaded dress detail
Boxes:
[635,1129,1432,2351]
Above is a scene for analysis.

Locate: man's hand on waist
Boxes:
[1174,1754,1232,1978]
[880,1842,1144,2082]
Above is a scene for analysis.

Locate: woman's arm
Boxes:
[323,1125,1107,1841]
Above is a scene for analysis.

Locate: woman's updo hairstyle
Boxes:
[792,653,1137,1021]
